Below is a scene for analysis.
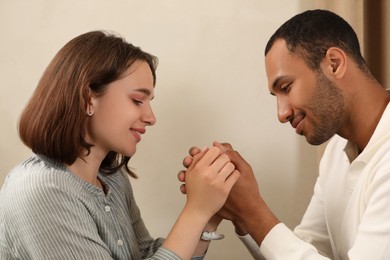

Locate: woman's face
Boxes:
[88,60,156,158]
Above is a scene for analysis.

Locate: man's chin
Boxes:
[305,134,333,146]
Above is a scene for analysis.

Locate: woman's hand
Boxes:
[163,146,239,259]
[179,142,259,235]
[183,146,240,218]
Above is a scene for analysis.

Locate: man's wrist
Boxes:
[233,220,248,236]
[244,199,280,245]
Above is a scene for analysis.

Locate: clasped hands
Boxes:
[178,141,261,235]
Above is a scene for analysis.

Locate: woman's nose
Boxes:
[142,105,156,126]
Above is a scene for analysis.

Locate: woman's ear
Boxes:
[86,104,94,116]
[321,47,347,80]
[86,89,96,116]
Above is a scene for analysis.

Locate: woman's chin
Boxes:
[124,148,137,157]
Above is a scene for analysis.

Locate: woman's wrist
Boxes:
[204,214,223,231]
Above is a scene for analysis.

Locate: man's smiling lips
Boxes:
[290,115,305,135]
[130,127,146,142]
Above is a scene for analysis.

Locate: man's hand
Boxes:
[183,146,240,218]
[179,142,280,243]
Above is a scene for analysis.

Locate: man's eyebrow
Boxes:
[270,76,288,95]
[271,76,285,90]
[270,75,289,96]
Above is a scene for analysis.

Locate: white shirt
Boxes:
[240,102,390,260]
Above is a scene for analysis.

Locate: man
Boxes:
[180,9,390,259]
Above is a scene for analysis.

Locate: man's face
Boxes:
[265,39,345,145]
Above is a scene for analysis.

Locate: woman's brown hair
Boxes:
[18,30,158,178]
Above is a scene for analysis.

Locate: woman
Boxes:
[0,31,240,260]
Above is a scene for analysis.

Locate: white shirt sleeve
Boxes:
[260,223,330,260]
[237,223,329,260]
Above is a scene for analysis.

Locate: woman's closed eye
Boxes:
[132,99,143,105]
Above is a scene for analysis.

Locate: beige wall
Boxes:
[0,1,319,258]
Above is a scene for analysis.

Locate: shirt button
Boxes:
[117,239,123,246]
[105,206,111,212]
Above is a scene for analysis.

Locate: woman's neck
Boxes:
[66,150,105,189]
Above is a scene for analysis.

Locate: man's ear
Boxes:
[321,47,347,80]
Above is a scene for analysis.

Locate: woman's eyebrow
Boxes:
[134,88,151,96]
[134,88,154,99]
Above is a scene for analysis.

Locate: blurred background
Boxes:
[1,0,388,258]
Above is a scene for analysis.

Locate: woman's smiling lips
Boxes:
[130,127,146,142]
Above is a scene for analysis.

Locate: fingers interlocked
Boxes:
[180,146,240,217]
